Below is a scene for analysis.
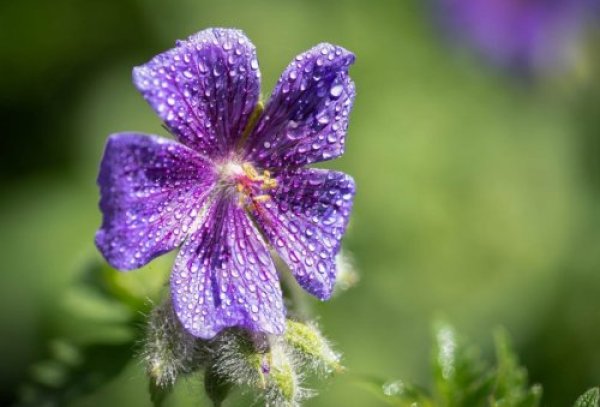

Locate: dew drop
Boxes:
[318,115,330,125]
[330,84,343,98]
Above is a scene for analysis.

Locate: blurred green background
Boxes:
[1,0,599,406]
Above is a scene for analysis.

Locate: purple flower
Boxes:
[95,28,356,339]
[438,0,591,73]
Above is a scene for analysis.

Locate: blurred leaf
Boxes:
[361,323,548,407]
[490,329,542,407]
[432,321,494,407]
[17,340,134,407]
[16,257,157,406]
[574,388,600,407]
[78,257,167,314]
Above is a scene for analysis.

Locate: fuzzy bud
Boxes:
[207,328,312,406]
[264,338,307,406]
[142,298,200,388]
[284,320,342,375]
[209,329,269,389]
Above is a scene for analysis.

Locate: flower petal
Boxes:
[244,43,355,168]
[133,28,261,158]
[171,197,285,339]
[95,133,216,270]
[252,168,355,300]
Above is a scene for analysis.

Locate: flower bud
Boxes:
[264,338,305,406]
[142,298,200,388]
[208,329,311,406]
[210,329,269,389]
[284,320,342,375]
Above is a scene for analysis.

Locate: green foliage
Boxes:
[17,340,133,407]
[432,321,496,406]
[574,388,600,407]
[359,322,598,407]
[15,259,160,407]
[490,329,542,407]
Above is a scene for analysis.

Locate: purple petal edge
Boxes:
[95,132,216,270]
[171,196,285,338]
[244,43,356,168]
[252,168,356,300]
[133,28,261,159]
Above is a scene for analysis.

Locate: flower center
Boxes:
[217,161,277,206]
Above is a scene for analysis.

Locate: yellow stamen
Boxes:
[233,162,277,209]
[261,180,275,190]
[241,163,277,191]
[242,162,261,181]
[253,195,271,203]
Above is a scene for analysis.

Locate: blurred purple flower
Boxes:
[95,28,356,338]
[438,0,593,73]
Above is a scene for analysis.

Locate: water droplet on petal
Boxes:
[330,84,343,98]
[318,115,330,125]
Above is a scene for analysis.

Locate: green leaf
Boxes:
[432,321,494,407]
[574,388,600,407]
[78,257,167,315]
[490,329,542,407]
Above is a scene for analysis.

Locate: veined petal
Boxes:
[133,28,261,158]
[252,168,355,300]
[244,43,355,168]
[171,196,285,339]
[95,133,216,270]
